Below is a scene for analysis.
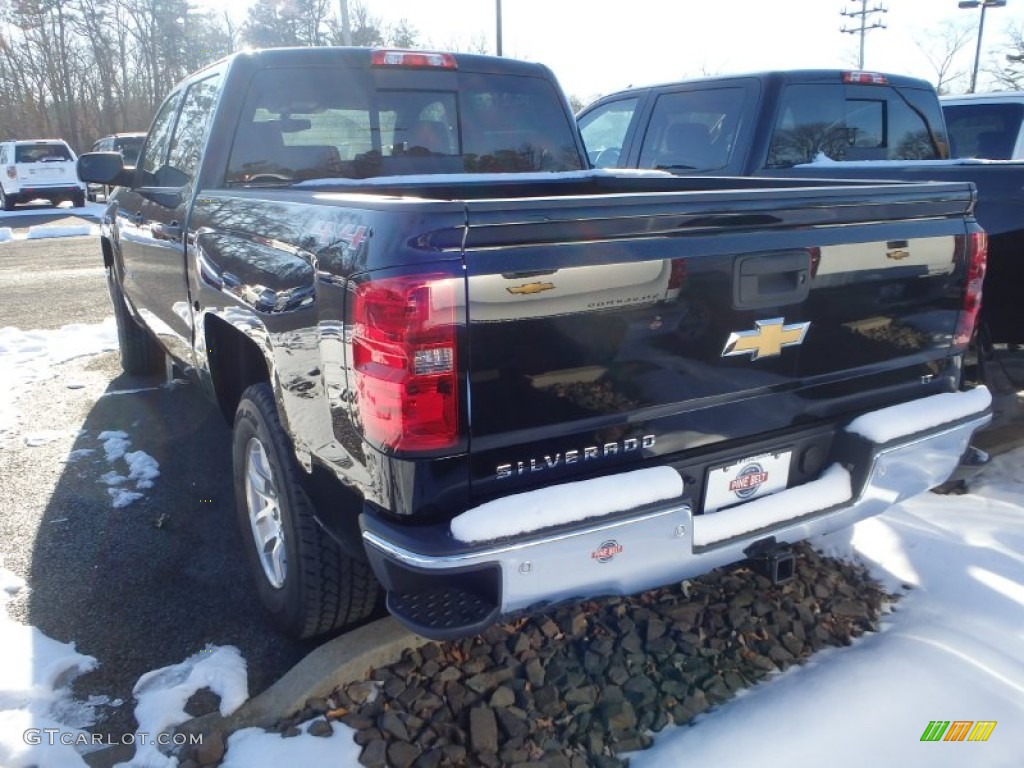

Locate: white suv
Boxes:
[0,139,87,211]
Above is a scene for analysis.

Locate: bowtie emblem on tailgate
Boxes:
[507,281,555,295]
[721,318,811,360]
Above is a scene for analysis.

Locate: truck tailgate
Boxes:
[461,182,974,502]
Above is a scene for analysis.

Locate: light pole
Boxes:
[496,0,503,56]
[960,0,1007,93]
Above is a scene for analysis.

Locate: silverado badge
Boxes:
[507,281,555,295]
[721,318,811,360]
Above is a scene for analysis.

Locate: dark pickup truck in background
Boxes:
[79,50,991,641]
[579,69,1024,345]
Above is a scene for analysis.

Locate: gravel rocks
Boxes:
[207,543,891,768]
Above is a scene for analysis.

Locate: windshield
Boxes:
[226,66,583,184]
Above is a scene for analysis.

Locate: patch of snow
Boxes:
[23,431,67,447]
[25,225,96,240]
[846,386,992,443]
[0,228,13,242]
[450,466,684,542]
[108,489,144,509]
[99,472,126,486]
[124,452,160,489]
[97,431,131,462]
[0,319,118,443]
[296,167,674,189]
[0,566,97,768]
[114,646,248,768]
[63,449,95,463]
[220,717,361,768]
[798,152,1019,168]
[693,464,852,546]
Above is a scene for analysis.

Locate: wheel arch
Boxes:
[203,312,273,425]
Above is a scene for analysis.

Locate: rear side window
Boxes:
[767,83,943,167]
[579,98,639,168]
[944,102,1024,159]
[226,66,583,183]
[15,143,73,163]
[166,74,222,186]
[637,88,745,171]
[116,138,145,166]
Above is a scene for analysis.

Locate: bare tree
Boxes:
[990,21,1024,90]
[915,19,973,95]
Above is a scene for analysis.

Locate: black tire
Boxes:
[0,188,16,211]
[233,382,381,639]
[108,274,164,375]
[72,192,86,208]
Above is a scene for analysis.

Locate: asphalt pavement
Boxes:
[0,217,320,739]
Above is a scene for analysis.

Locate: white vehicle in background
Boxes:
[941,92,1024,160]
[0,138,87,210]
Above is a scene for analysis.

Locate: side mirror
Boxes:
[78,152,134,187]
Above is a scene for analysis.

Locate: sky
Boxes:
[203,0,1024,101]
[0,254,1021,765]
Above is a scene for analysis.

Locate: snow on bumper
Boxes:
[362,387,992,639]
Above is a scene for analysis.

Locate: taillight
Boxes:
[954,230,987,349]
[370,50,457,69]
[5,166,15,180]
[668,258,686,290]
[352,271,461,451]
[842,71,889,85]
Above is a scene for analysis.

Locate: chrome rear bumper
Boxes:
[362,389,991,640]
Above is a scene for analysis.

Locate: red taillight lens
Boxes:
[954,230,988,349]
[352,272,460,451]
[668,258,686,290]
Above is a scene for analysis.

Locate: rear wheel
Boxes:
[72,192,85,208]
[108,273,164,375]
[233,383,381,639]
[0,188,16,211]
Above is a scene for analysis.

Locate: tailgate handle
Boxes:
[733,250,811,309]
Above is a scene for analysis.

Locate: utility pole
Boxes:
[339,0,352,45]
[496,0,503,56]
[840,1,888,69]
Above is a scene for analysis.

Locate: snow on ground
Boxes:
[0,202,103,242]
[95,431,161,509]
[114,647,248,768]
[1,311,1022,765]
[0,561,101,768]
[632,446,1024,768]
[0,319,118,443]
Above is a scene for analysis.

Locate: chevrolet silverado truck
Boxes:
[79,49,992,641]
[579,69,1024,345]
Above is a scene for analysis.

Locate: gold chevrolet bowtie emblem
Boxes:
[721,318,811,360]
[507,281,555,295]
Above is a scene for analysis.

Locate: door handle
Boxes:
[733,250,811,309]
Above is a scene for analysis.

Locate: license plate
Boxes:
[704,450,792,513]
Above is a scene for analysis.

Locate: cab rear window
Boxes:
[226,67,583,183]
[15,144,72,163]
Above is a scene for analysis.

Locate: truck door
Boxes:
[117,73,222,365]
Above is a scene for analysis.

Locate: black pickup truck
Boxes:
[579,69,1024,345]
[79,50,991,641]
